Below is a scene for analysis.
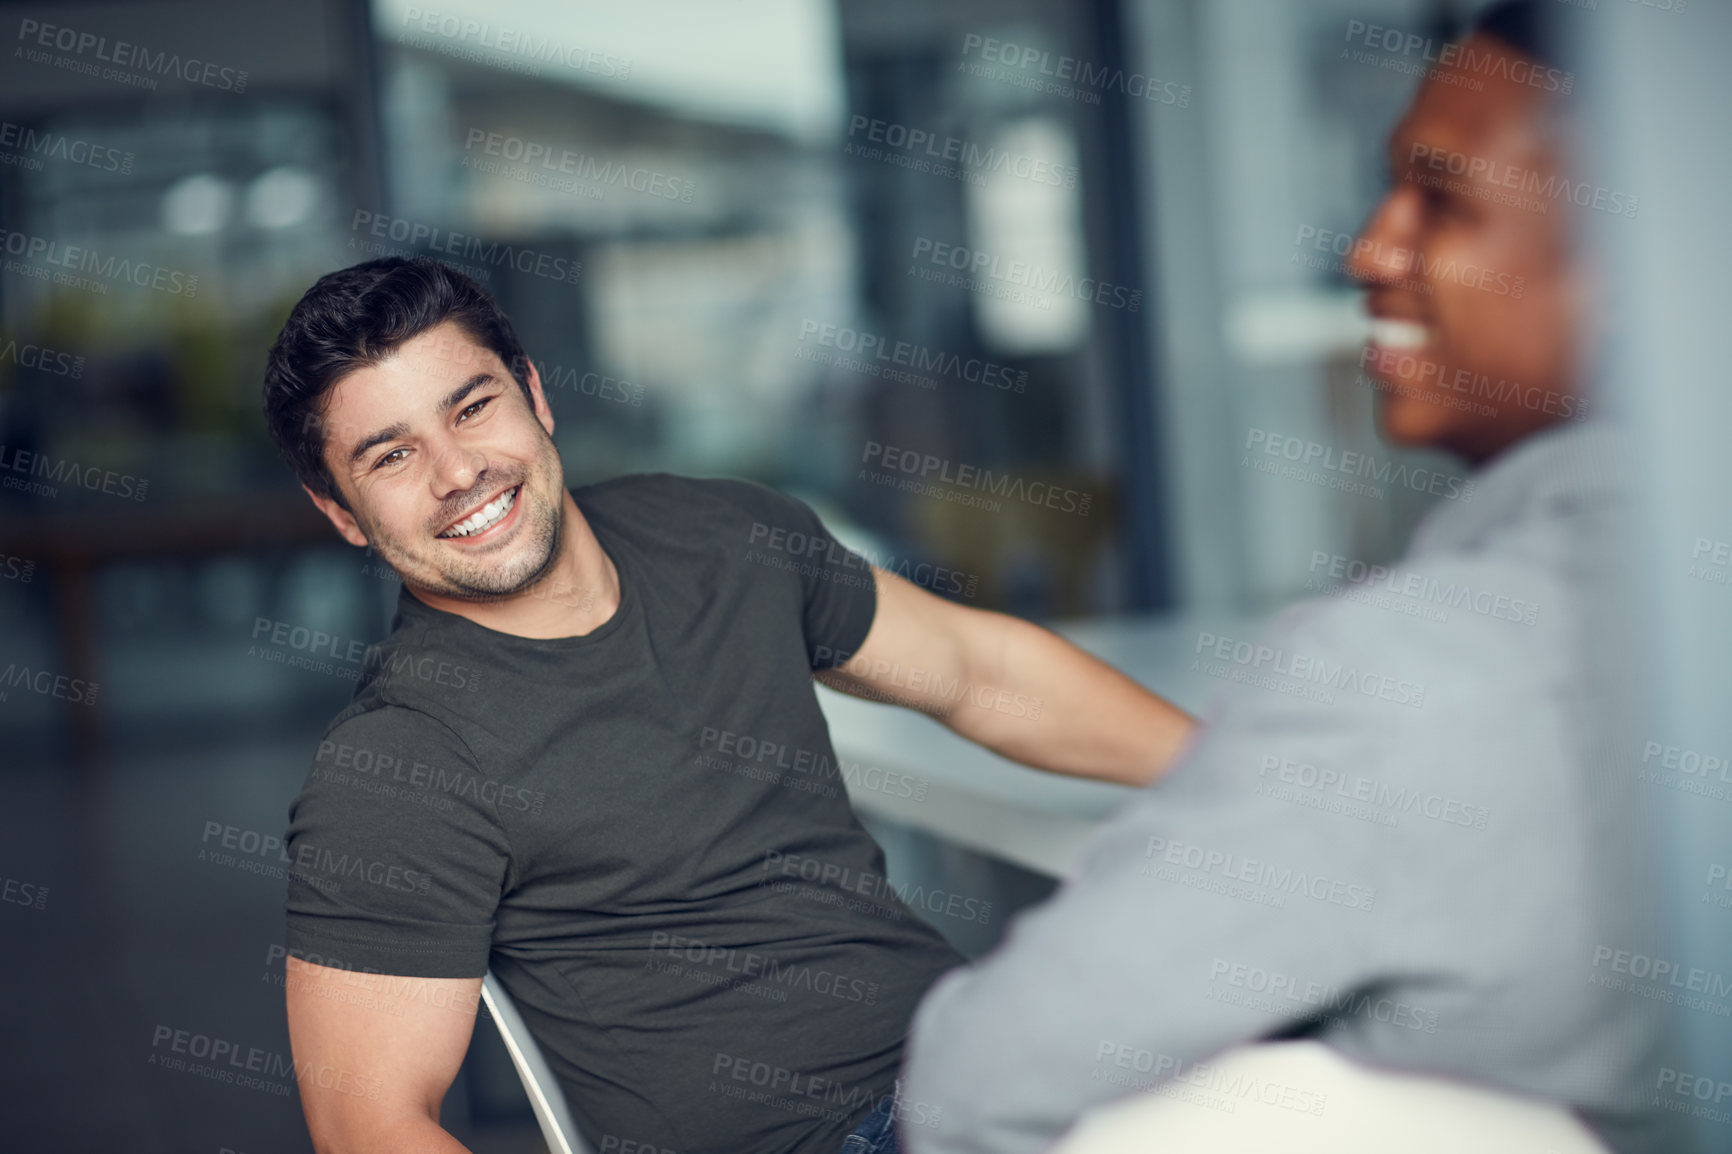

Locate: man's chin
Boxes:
[443,547,560,599]
[381,539,548,601]
[1373,393,1458,454]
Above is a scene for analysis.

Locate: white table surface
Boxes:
[820,611,1260,879]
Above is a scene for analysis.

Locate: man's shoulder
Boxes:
[577,471,789,516]
[291,696,493,821]
[1179,541,1575,790]
[575,472,815,548]
[1412,420,1628,558]
[340,608,490,712]
[1179,541,1582,825]
[315,695,480,769]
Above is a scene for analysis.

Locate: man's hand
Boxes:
[814,566,1196,786]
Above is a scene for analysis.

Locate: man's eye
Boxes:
[374,447,408,470]
[458,397,493,422]
[1421,186,1463,218]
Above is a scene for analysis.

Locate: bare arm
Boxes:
[815,566,1197,787]
[285,955,482,1153]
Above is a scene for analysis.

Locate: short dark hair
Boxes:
[1469,0,1568,74]
[262,256,535,508]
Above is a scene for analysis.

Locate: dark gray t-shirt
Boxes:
[282,473,967,1154]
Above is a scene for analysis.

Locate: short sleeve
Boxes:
[720,478,879,671]
[282,704,510,978]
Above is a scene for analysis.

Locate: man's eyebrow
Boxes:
[439,372,496,413]
[347,420,410,468]
[344,372,498,468]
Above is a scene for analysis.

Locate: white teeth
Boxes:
[441,486,517,538]
[1369,319,1430,350]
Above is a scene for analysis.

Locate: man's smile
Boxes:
[437,483,521,540]
[1367,316,1431,353]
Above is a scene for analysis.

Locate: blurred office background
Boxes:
[0,0,1726,1150]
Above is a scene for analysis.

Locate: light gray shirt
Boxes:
[902,422,1684,1154]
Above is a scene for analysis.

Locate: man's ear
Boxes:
[525,359,555,438]
[304,484,370,548]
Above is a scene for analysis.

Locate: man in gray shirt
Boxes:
[262,255,1198,1154]
[901,4,1684,1152]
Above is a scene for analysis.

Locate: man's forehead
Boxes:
[1391,52,1550,171]
[415,320,500,370]
[319,323,504,456]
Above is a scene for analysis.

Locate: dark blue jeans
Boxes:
[839,1081,902,1154]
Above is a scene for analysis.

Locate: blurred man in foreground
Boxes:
[901,4,1681,1152]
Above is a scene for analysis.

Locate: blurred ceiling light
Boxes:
[245,166,322,229]
[162,174,234,235]
[966,117,1089,355]
[371,0,844,143]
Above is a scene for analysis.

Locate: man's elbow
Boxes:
[302,1104,454,1154]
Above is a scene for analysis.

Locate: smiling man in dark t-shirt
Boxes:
[261,256,1197,1154]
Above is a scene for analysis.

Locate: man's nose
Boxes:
[1344,194,1413,288]
[433,444,489,494]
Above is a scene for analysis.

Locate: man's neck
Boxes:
[406,490,622,639]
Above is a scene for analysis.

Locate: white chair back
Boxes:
[481,970,594,1154]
